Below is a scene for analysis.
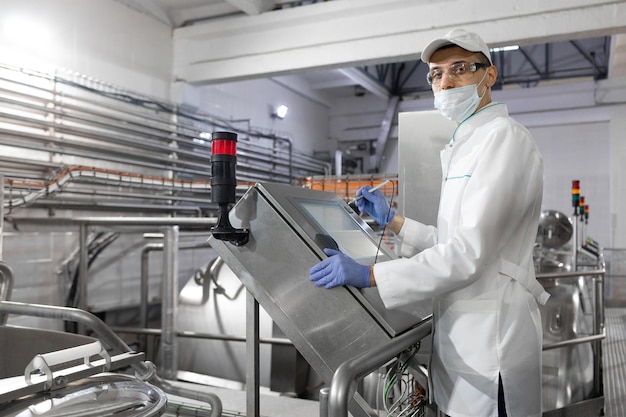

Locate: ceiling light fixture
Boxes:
[272,104,289,120]
[491,45,519,53]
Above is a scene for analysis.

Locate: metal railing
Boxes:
[0,300,223,417]
[324,318,432,417]
[537,266,605,399]
[0,261,14,325]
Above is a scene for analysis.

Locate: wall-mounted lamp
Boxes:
[272,104,289,120]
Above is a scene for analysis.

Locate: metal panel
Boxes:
[397,110,455,223]
[209,182,431,416]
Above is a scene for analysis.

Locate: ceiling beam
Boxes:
[171,3,241,27]
[173,0,626,85]
[338,68,390,100]
[225,0,275,16]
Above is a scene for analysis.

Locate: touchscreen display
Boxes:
[297,200,384,261]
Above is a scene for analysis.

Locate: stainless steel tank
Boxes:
[534,211,596,411]
[540,280,594,411]
[538,210,574,250]
[0,326,168,417]
[176,257,276,387]
[0,373,167,417]
[0,327,97,379]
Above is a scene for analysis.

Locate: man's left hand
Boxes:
[309,248,370,289]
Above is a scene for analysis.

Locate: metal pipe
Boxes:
[0,128,212,176]
[0,261,14,324]
[536,268,604,280]
[0,120,319,183]
[6,73,326,181]
[78,223,88,335]
[4,216,218,227]
[0,115,325,183]
[29,199,204,216]
[109,326,293,346]
[139,240,213,351]
[161,226,179,380]
[320,387,330,417]
[0,66,329,188]
[571,216,578,271]
[0,174,3,260]
[542,332,605,351]
[59,187,213,204]
[0,301,138,356]
[328,318,432,417]
[150,375,222,417]
[0,300,223,417]
[246,291,260,417]
[140,243,162,345]
[593,272,605,395]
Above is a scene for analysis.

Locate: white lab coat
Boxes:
[374,103,549,417]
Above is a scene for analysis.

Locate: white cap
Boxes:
[421,28,492,64]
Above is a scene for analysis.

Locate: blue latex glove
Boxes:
[309,248,371,289]
[355,186,396,226]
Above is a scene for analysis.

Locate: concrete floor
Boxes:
[165,383,322,417]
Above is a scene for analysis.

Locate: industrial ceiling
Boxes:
[112,0,626,99]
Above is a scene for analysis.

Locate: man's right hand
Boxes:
[355,186,395,226]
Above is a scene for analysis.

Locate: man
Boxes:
[310,29,549,417]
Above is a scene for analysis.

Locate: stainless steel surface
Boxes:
[0,326,97,379]
[0,301,151,370]
[397,111,455,225]
[0,301,223,417]
[161,226,179,380]
[163,382,320,417]
[537,250,572,273]
[536,264,605,414]
[141,243,162,347]
[0,355,151,410]
[2,373,166,417]
[540,282,594,410]
[139,240,213,351]
[209,182,431,417]
[0,174,3,259]
[542,397,605,417]
[111,325,292,345]
[593,274,605,396]
[542,332,606,351]
[255,182,430,331]
[0,262,13,325]
[603,308,626,417]
[572,217,579,272]
[246,291,260,417]
[154,378,222,417]
[78,223,88,334]
[23,341,110,389]
[320,387,330,417]
[328,320,432,417]
[4,217,218,227]
[176,257,276,386]
[538,210,574,249]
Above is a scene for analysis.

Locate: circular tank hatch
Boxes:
[0,373,167,417]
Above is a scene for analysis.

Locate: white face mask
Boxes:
[433,70,489,123]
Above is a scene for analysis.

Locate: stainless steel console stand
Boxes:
[247,290,260,417]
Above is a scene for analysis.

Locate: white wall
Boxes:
[532,122,610,245]
[0,0,172,99]
[174,75,331,155]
